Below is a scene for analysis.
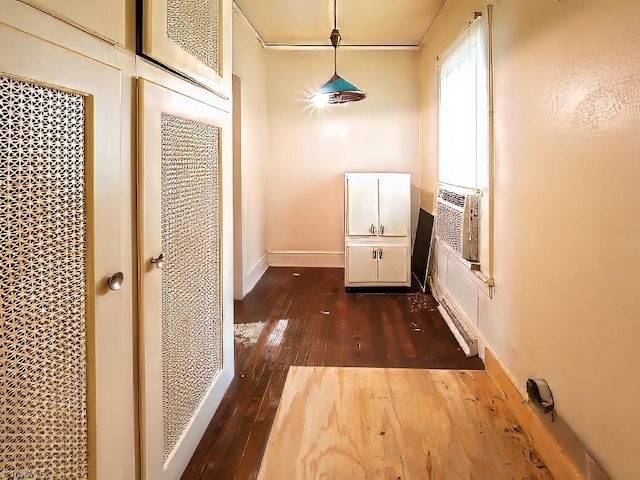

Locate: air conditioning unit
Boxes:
[435,186,480,262]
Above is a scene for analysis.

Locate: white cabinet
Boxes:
[344,173,411,287]
[346,245,379,283]
[346,174,380,235]
[346,173,410,237]
[18,0,126,45]
[377,245,410,283]
[346,244,410,285]
[0,20,135,478]
[378,175,411,236]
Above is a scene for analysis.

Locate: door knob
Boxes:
[107,272,124,291]
[151,253,164,269]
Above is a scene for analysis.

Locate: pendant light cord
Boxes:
[333,0,338,73]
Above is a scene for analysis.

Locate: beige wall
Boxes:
[266,48,420,265]
[232,10,269,296]
[421,1,640,478]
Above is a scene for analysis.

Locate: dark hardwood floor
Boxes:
[182,267,484,480]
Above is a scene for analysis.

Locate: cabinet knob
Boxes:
[380,225,385,235]
[378,248,383,260]
[372,249,377,259]
[107,272,124,291]
[151,253,164,269]
[370,223,376,235]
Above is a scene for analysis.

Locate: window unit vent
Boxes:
[436,186,480,262]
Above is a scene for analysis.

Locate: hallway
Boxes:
[183,267,504,479]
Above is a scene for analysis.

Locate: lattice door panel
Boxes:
[160,114,222,460]
[139,78,231,479]
[140,0,228,94]
[0,75,89,479]
[167,0,219,72]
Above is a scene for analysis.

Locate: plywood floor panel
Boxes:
[258,367,552,480]
[182,267,484,479]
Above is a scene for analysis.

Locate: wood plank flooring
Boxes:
[258,367,552,480]
[182,267,484,480]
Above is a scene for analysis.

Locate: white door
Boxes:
[138,78,234,480]
[377,246,409,283]
[346,245,379,283]
[346,174,379,236]
[0,21,134,479]
[378,174,411,237]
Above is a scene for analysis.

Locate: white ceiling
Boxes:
[233,0,445,46]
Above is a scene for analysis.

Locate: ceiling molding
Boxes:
[232,1,266,47]
[263,44,420,51]
[233,1,424,51]
[418,0,448,46]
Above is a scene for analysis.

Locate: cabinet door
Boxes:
[18,0,125,45]
[138,79,234,480]
[0,23,133,479]
[346,174,379,236]
[141,0,232,96]
[346,246,379,283]
[378,174,411,236]
[378,246,410,283]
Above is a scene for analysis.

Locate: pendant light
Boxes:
[310,0,366,105]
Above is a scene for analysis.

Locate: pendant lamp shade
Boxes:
[313,73,366,105]
[310,0,366,105]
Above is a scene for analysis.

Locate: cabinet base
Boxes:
[345,286,413,294]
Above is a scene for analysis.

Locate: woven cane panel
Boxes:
[167,0,219,71]
[0,76,88,478]
[436,200,463,255]
[161,114,221,460]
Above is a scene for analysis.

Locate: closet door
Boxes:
[138,78,233,480]
[0,22,134,480]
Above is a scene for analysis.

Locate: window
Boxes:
[438,13,492,281]
[438,15,489,190]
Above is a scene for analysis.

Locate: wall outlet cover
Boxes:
[526,378,555,414]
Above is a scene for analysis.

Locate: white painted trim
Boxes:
[17,0,124,46]
[437,304,476,357]
[479,342,525,398]
[229,2,421,51]
[1,0,120,67]
[243,253,268,297]
[263,44,420,51]
[162,369,233,479]
[418,0,449,47]
[268,251,345,268]
[438,240,492,297]
[232,1,265,47]
[434,275,481,355]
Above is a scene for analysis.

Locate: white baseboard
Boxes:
[268,251,345,268]
[164,368,233,479]
[243,253,268,297]
[435,277,479,357]
[483,346,603,480]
